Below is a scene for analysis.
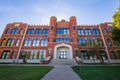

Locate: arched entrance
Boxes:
[54,43,73,59]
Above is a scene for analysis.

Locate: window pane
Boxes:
[5,28,10,34]
[78,38,86,46]
[78,28,84,35]
[35,28,42,35]
[43,29,49,35]
[56,38,70,42]
[20,28,23,34]
[56,28,70,35]
[41,38,48,46]
[11,28,18,34]
[16,38,20,46]
[85,28,92,35]
[92,28,100,35]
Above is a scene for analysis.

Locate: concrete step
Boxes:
[49,59,77,65]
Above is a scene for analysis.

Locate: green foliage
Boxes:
[113,6,120,28]
[72,66,120,80]
[111,27,120,45]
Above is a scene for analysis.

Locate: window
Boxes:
[108,27,114,32]
[11,28,18,34]
[16,38,20,46]
[56,38,70,42]
[41,38,48,46]
[73,26,76,30]
[5,28,10,34]
[6,38,14,46]
[92,28,100,35]
[81,51,88,59]
[87,38,94,46]
[103,28,107,34]
[24,38,32,46]
[78,38,86,46]
[117,50,120,58]
[94,38,103,46]
[39,50,46,59]
[20,50,46,59]
[43,28,49,35]
[27,28,34,35]
[57,28,70,34]
[32,38,40,46]
[78,28,84,35]
[111,51,116,59]
[1,50,10,59]
[0,38,6,46]
[30,50,38,59]
[35,28,42,35]
[85,28,92,35]
[99,50,107,59]
[19,28,23,34]
[107,38,112,46]
[11,51,16,59]
[51,26,54,30]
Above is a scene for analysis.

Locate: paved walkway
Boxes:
[41,65,82,80]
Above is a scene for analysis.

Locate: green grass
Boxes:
[72,66,120,80]
[0,66,53,80]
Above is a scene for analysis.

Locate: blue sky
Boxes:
[0,0,119,36]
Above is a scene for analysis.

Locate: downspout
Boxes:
[15,24,28,63]
[98,24,111,63]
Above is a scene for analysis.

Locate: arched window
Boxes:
[6,38,14,46]
[1,50,10,59]
[0,38,6,46]
[111,51,116,59]
[11,51,16,59]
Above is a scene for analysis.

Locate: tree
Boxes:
[111,27,120,46]
[111,6,120,45]
[113,6,120,28]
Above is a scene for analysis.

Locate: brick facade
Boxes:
[0,16,120,63]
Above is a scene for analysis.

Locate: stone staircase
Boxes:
[49,59,77,65]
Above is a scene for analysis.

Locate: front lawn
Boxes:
[0,66,53,80]
[72,66,120,80]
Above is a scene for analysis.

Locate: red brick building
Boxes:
[0,16,120,63]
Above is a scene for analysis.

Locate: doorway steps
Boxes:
[49,59,77,65]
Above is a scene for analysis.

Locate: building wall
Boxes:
[0,16,120,61]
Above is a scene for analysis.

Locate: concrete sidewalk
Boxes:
[41,65,82,80]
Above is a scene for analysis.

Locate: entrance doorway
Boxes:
[59,51,67,59]
[54,43,73,59]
